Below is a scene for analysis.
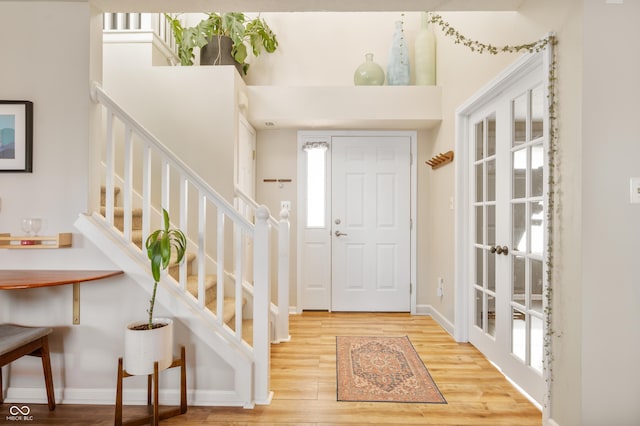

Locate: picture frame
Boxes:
[0,100,33,172]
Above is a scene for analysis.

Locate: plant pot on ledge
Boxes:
[200,35,243,75]
[124,318,174,375]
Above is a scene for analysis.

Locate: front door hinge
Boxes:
[410,282,413,295]
[410,218,413,230]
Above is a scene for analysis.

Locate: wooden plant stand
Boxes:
[115,346,187,426]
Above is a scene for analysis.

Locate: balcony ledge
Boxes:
[246,85,442,130]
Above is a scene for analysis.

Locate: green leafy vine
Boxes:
[428,13,559,410]
[428,13,552,54]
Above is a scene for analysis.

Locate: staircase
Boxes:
[100,187,244,328]
[75,82,290,407]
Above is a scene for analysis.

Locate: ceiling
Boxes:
[90,0,525,13]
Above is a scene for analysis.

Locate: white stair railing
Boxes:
[103,12,177,59]
[90,81,272,403]
[235,188,291,343]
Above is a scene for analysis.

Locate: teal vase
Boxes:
[354,53,385,86]
[387,20,410,85]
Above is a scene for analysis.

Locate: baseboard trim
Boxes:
[415,304,455,337]
[3,387,248,407]
[544,417,560,426]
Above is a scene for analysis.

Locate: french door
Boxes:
[466,53,548,404]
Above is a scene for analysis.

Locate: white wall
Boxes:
[582,1,640,424]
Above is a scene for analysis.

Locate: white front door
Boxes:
[463,52,548,405]
[331,136,411,311]
[298,131,415,313]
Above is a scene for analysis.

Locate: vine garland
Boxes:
[427,13,559,410]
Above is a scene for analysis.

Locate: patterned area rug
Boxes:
[336,336,446,403]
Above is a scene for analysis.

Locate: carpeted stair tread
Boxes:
[99,206,143,231]
[100,186,121,206]
[185,274,218,303]
[168,252,196,279]
[216,297,247,327]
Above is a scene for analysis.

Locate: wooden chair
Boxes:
[0,324,55,410]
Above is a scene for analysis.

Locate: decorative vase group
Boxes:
[353,13,436,87]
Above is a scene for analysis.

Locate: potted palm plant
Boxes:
[124,208,187,375]
[164,12,278,75]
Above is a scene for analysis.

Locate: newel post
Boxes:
[276,208,291,342]
[253,206,272,404]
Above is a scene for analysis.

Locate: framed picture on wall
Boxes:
[0,100,33,172]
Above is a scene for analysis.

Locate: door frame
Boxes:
[454,49,551,402]
[296,130,418,314]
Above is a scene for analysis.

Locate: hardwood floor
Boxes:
[0,312,541,425]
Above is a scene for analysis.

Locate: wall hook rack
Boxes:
[426,150,454,170]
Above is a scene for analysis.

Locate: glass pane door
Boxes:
[473,113,497,337]
[510,85,545,373]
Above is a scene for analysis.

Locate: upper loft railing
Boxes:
[103,12,178,62]
[89,82,285,404]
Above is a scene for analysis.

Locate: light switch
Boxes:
[630,178,640,204]
[281,201,291,212]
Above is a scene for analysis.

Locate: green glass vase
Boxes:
[354,53,385,86]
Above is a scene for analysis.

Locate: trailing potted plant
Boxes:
[124,208,187,375]
[164,12,278,75]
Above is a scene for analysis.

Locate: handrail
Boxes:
[90,82,275,403]
[92,83,252,233]
[235,187,279,228]
[234,186,291,343]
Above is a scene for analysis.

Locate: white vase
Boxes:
[414,12,436,86]
[124,318,174,375]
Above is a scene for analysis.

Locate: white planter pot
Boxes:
[124,318,174,375]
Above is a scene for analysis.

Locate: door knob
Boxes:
[490,246,497,253]
[335,230,348,237]
[495,245,509,255]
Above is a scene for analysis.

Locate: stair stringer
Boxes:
[74,212,257,408]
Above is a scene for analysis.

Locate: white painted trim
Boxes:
[3,387,250,407]
[415,305,456,337]
[103,30,177,64]
[297,130,418,314]
[544,418,560,426]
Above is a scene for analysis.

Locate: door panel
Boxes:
[467,65,547,404]
[331,136,410,312]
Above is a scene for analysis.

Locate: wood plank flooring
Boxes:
[0,312,541,425]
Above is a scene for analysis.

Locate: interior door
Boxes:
[330,135,411,312]
[468,64,546,404]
